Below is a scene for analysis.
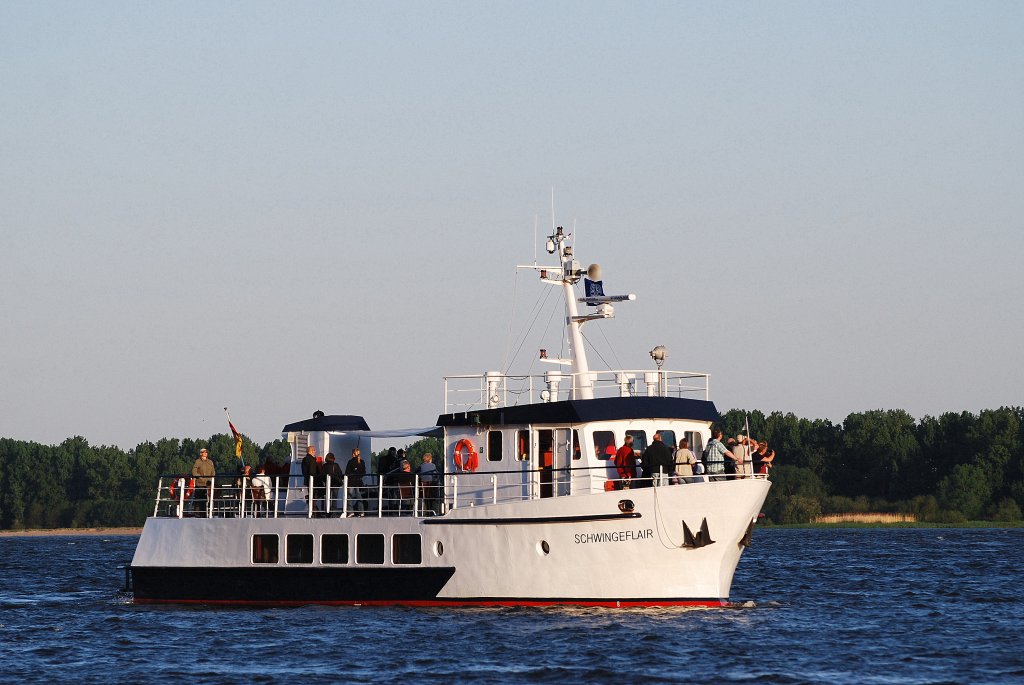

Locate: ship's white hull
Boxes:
[129,478,769,606]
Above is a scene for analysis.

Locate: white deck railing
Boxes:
[443,369,710,413]
[152,467,766,521]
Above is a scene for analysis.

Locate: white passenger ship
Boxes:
[126,226,771,607]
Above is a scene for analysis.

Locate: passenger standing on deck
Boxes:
[345,448,367,516]
[642,432,674,486]
[235,464,253,516]
[751,440,776,474]
[704,429,738,480]
[395,460,416,516]
[734,434,755,477]
[301,445,323,514]
[416,453,439,516]
[614,434,637,489]
[674,438,699,484]
[377,447,399,515]
[322,453,343,516]
[251,466,272,517]
[191,448,216,516]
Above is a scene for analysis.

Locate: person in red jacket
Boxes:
[614,434,637,489]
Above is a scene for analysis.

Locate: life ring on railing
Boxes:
[169,476,195,500]
[453,438,479,472]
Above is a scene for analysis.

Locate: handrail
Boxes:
[443,368,711,413]
[150,465,768,521]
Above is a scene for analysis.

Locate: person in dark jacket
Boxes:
[322,452,344,516]
[345,448,367,516]
[394,460,416,516]
[641,432,674,486]
[378,447,399,515]
[301,444,323,514]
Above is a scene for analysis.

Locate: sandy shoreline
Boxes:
[0,527,142,537]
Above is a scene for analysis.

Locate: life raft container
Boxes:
[453,438,479,472]
[169,476,195,500]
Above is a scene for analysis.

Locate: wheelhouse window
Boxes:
[685,431,704,462]
[488,430,503,462]
[287,534,314,564]
[357,534,385,564]
[626,430,648,453]
[593,431,616,460]
[393,534,422,565]
[571,430,582,460]
[517,430,529,461]
[321,534,349,564]
[252,534,278,564]
[658,430,677,455]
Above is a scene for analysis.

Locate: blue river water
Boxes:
[0,528,1021,684]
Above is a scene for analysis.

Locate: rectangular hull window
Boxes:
[356,534,385,564]
[393,534,422,565]
[287,534,314,564]
[321,534,349,564]
[252,534,279,564]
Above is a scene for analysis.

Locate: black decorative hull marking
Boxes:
[130,566,455,603]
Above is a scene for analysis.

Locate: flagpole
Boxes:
[744,413,751,476]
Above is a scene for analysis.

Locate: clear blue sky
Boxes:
[2,1,1021,448]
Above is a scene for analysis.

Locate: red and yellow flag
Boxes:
[228,419,243,459]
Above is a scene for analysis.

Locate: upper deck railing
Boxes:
[443,369,710,414]
[152,465,766,521]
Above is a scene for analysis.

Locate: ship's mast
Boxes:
[550,227,594,400]
[520,227,637,403]
[536,226,635,401]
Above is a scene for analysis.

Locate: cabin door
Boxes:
[537,429,554,498]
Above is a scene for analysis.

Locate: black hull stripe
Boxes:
[128,565,724,607]
[422,512,641,525]
[130,566,456,602]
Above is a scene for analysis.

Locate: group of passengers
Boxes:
[613,429,775,489]
[180,449,272,517]
[300,445,441,517]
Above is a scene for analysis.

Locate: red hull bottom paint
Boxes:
[133,598,731,608]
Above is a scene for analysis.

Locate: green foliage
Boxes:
[937,463,992,520]
[988,498,1022,521]
[0,432,292,530]
[908,495,940,522]
[731,406,1024,524]
[762,465,825,524]
[1,406,1022,529]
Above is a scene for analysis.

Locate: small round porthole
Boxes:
[537,540,550,556]
[434,541,444,557]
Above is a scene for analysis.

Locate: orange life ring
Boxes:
[453,438,479,472]
[169,476,195,500]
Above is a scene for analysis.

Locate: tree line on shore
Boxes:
[720,407,1024,524]
[0,407,1021,529]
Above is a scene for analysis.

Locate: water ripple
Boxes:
[0,530,1022,683]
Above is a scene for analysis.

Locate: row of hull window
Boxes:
[252,533,422,566]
